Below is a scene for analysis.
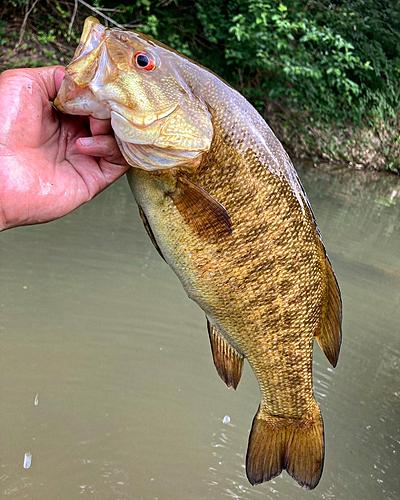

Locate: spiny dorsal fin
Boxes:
[168,173,232,239]
[315,256,342,367]
[138,205,166,262]
[207,318,243,389]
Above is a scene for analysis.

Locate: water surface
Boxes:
[1,164,399,499]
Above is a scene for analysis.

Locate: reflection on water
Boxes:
[1,164,399,499]
[22,453,32,470]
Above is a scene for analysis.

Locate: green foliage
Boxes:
[190,0,400,125]
[37,30,57,45]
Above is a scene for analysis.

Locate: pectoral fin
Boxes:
[138,205,166,262]
[168,173,232,239]
[207,319,243,389]
[315,256,342,367]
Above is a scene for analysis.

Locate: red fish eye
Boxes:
[134,51,156,71]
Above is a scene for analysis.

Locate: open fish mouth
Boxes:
[53,87,110,119]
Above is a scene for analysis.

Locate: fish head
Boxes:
[55,17,213,170]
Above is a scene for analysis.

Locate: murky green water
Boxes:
[1,164,399,499]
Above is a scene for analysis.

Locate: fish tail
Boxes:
[246,400,324,490]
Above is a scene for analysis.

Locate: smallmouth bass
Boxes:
[55,17,342,490]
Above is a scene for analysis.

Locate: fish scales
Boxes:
[55,17,342,490]
[133,133,324,417]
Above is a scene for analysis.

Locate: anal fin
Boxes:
[207,318,243,390]
[315,256,342,367]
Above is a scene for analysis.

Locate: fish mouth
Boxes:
[54,79,111,119]
[54,17,109,115]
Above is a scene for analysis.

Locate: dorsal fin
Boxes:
[207,319,244,389]
[167,173,232,239]
[315,256,342,367]
[138,205,166,262]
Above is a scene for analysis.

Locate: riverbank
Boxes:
[268,108,400,174]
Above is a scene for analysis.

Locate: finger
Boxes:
[69,142,130,200]
[89,116,112,136]
[54,67,65,94]
[0,67,65,148]
[98,155,132,186]
[76,135,129,166]
[0,66,65,116]
[31,65,66,101]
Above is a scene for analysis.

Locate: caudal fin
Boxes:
[246,402,324,490]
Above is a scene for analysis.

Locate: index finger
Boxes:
[89,116,112,136]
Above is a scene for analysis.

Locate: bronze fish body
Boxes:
[55,17,342,490]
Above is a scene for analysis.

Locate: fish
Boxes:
[54,17,342,490]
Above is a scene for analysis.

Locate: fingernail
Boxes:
[79,137,92,146]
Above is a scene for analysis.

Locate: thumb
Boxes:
[26,65,66,101]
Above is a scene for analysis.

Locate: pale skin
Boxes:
[0,65,130,231]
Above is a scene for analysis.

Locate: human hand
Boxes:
[0,65,130,231]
